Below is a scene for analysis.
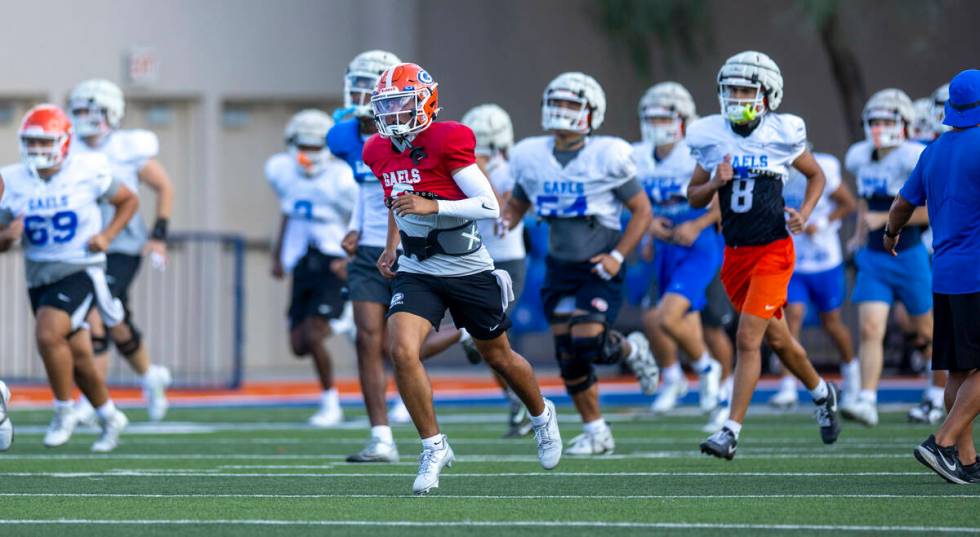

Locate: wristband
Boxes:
[883,224,900,239]
[610,249,625,264]
[151,218,169,241]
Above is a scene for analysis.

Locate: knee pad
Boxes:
[114,322,142,357]
[554,333,595,395]
[569,314,624,365]
[91,334,110,355]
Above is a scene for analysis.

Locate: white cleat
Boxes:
[143,365,173,422]
[74,397,99,428]
[768,384,799,410]
[308,403,344,428]
[0,381,12,452]
[840,398,878,427]
[566,427,615,456]
[532,399,562,470]
[92,409,129,453]
[389,397,412,424]
[346,438,400,463]
[698,359,722,413]
[625,332,659,395]
[702,403,731,433]
[651,378,688,415]
[44,406,79,448]
[412,435,455,495]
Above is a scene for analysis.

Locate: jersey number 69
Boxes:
[24,211,79,246]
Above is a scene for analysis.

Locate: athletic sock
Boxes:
[722,419,742,438]
[583,418,608,435]
[691,353,714,374]
[95,400,117,420]
[859,389,877,404]
[779,375,797,392]
[841,360,860,389]
[663,363,683,385]
[54,399,74,412]
[321,388,339,409]
[926,386,945,408]
[421,434,444,450]
[529,405,551,427]
[371,425,394,445]
[809,378,829,402]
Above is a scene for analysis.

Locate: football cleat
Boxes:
[308,402,344,428]
[566,427,615,456]
[347,438,400,463]
[702,403,731,434]
[698,359,722,412]
[768,382,799,410]
[91,409,129,453]
[459,329,482,365]
[841,397,878,427]
[814,382,841,444]
[651,377,688,415]
[412,435,455,495]
[908,400,945,425]
[389,397,412,424]
[503,399,533,438]
[74,397,99,428]
[0,381,12,452]
[143,365,173,422]
[625,332,659,396]
[44,405,78,448]
[914,435,969,485]
[962,457,980,484]
[532,399,562,470]
[700,427,738,460]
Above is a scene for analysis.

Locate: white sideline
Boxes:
[0,519,975,533]
[0,492,974,500]
[0,452,919,461]
[0,471,930,478]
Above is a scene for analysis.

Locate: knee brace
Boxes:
[114,321,143,357]
[555,333,596,395]
[569,314,624,365]
[91,334,110,355]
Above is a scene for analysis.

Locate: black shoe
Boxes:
[814,382,841,445]
[962,457,980,484]
[502,401,533,438]
[914,435,970,484]
[700,427,737,460]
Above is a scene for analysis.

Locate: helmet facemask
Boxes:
[371,88,433,138]
[640,106,684,146]
[542,90,591,134]
[863,110,906,149]
[68,100,112,139]
[345,73,381,119]
[719,80,766,125]
[20,133,67,173]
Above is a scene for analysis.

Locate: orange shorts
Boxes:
[720,237,795,320]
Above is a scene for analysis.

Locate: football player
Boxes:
[687,51,840,459]
[504,72,659,456]
[68,79,174,423]
[0,104,136,452]
[0,379,10,451]
[844,89,936,427]
[770,149,858,409]
[910,97,938,144]
[268,109,358,427]
[363,62,561,494]
[929,83,951,138]
[633,82,731,432]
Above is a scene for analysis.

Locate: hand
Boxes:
[494,217,511,238]
[883,231,901,256]
[390,193,438,217]
[271,256,285,280]
[671,221,700,246]
[377,248,398,279]
[144,239,168,271]
[341,231,359,257]
[2,217,24,240]
[710,154,734,188]
[649,217,673,241]
[590,252,622,281]
[330,257,348,280]
[863,211,888,231]
[846,233,866,255]
[87,233,110,253]
[784,207,807,234]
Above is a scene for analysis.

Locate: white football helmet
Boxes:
[68,79,125,138]
[717,51,783,125]
[910,97,937,143]
[462,104,513,157]
[862,89,913,149]
[345,50,402,119]
[931,83,951,134]
[541,72,606,134]
[284,109,333,175]
[638,82,697,145]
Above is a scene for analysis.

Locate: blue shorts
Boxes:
[541,256,624,324]
[852,243,933,315]
[787,264,845,313]
[653,227,722,312]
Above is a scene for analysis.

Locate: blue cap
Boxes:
[944,69,980,128]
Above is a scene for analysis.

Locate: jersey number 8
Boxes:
[730,178,755,213]
[24,211,79,246]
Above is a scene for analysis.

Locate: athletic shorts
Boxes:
[720,236,795,320]
[347,246,394,306]
[105,253,142,306]
[701,272,735,328]
[387,270,512,341]
[288,249,347,329]
[787,264,846,313]
[541,256,624,324]
[932,291,980,372]
[852,244,932,315]
[652,227,722,312]
[29,267,125,331]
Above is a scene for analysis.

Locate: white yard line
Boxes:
[0,470,930,478]
[0,492,974,500]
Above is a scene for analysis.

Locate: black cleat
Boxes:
[700,427,737,460]
[502,401,533,438]
[914,435,970,484]
[962,457,980,484]
[814,382,841,445]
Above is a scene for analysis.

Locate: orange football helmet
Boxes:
[370,63,440,138]
[19,104,72,171]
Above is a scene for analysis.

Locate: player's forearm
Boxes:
[272,214,288,259]
[438,164,499,220]
[385,209,400,251]
[348,187,364,234]
[885,195,917,234]
[616,196,652,256]
[687,182,718,209]
[906,206,929,226]
[105,194,138,241]
[140,160,174,219]
[800,171,826,218]
[691,200,721,232]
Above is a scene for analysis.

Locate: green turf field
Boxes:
[0,404,977,536]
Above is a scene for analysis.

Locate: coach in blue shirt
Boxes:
[885,69,980,485]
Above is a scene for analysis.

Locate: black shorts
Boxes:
[932,291,980,371]
[387,270,511,341]
[106,253,142,308]
[701,272,735,328]
[29,270,97,329]
[347,246,394,305]
[540,256,623,324]
[288,249,347,329]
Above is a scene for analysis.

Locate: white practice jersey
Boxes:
[265,153,358,272]
[479,157,525,262]
[351,172,390,248]
[845,140,924,209]
[71,129,158,255]
[784,152,843,273]
[0,153,119,287]
[632,139,702,224]
[687,113,807,247]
